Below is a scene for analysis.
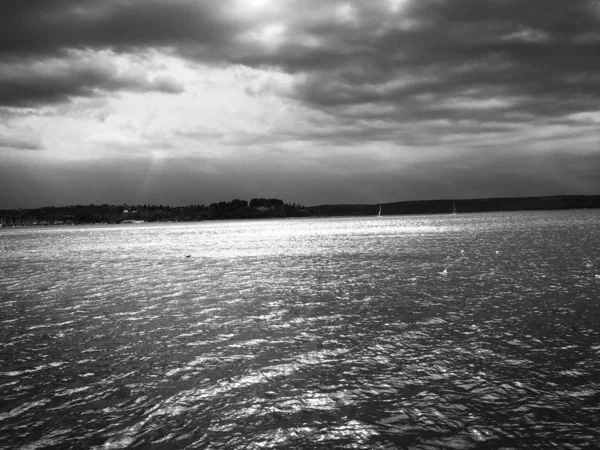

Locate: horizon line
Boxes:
[2,193,600,211]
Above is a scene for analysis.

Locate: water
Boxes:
[1,210,600,449]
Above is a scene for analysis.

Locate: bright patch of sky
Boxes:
[1,0,599,207]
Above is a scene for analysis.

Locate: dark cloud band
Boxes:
[1,0,599,136]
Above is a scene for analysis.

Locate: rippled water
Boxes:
[1,211,600,449]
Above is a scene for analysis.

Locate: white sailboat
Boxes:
[451,201,457,215]
[377,203,382,217]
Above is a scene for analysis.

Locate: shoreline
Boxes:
[1,194,599,227]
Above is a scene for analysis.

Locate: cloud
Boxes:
[0,134,42,151]
[2,0,599,121]
[0,50,183,107]
[0,1,229,57]
[1,0,599,207]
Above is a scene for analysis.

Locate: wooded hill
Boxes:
[310,195,600,216]
[2,195,598,226]
[0,199,312,225]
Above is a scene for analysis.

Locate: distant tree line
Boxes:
[0,198,314,225]
[3,194,597,227]
[249,198,283,208]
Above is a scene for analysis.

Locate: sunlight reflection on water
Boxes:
[1,211,600,449]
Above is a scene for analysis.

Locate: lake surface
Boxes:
[1,211,600,449]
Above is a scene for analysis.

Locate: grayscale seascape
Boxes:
[1,210,600,449]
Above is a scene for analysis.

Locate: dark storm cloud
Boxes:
[0,55,183,107]
[276,0,600,123]
[2,0,599,129]
[0,0,206,107]
[0,0,234,57]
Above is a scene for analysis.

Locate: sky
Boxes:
[1,0,599,208]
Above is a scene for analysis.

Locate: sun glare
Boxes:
[232,0,278,23]
[236,0,275,14]
[246,0,271,8]
[388,0,409,13]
